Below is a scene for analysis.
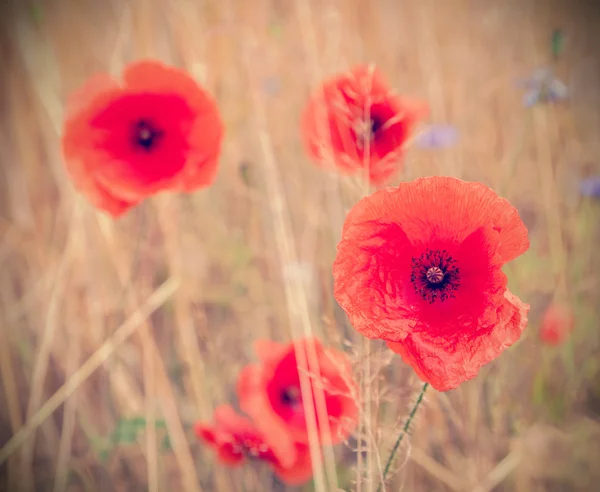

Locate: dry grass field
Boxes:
[1,0,600,491]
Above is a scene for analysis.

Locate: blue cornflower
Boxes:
[580,176,600,198]
[414,124,459,150]
[517,67,568,107]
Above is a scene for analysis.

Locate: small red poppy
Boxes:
[301,65,428,186]
[237,338,358,467]
[61,60,224,217]
[194,405,313,485]
[539,303,574,345]
[333,176,531,391]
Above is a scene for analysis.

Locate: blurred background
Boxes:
[1,0,600,490]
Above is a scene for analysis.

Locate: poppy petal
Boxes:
[64,73,121,121]
[387,290,529,391]
[236,364,299,468]
[253,339,297,377]
[339,177,529,263]
[61,150,140,216]
[272,444,314,485]
[333,220,417,341]
[62,76,140,216]
[193,422,217,445]
[213,405,250,428]
[123,61,210,106]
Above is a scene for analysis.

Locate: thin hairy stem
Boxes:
[377,382,429,492]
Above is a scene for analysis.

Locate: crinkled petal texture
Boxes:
[62,60,224,217]
[539,303,575,346]
[386,291,529,391]
[301,65,428,186]
[237,338,358,468]
[333,176,531,391]
[194,405,313,485]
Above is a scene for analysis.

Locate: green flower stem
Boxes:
[377,382,429,492]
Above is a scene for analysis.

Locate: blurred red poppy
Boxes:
[539,303,574,345]
[62,60,224,217]
[237,338,358,467]
[194,405,313,485]
[333,176,530,391]
[301,65,428,186]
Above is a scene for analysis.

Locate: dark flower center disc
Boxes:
[410,249,461,303]
[370,116,384,136]
[133,119,163,151]
[280,386,302,407]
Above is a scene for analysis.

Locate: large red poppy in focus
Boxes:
[237,338,358,468]
[194,405,313,485]
[301,65,428,186]
[332,176,530,391]
[61,60,224,217]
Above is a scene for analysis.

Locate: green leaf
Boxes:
[127,416,166,429]
[129,417,147,428]
[114,429,138,444]
[104,416,170,449]
[112,419,140,443]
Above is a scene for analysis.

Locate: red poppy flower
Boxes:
[301,65,428,186]
[194,405,313,485]
[62,60,224,217]
[333,176,530,391]
[539,303,574,345]
[237,338,358,467]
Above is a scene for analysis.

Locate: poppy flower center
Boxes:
[356,116,384,146]
[236,437,271,460]
[410,249,461,303]
[133,119,163,151]
[426,266,444,284]
[370,116,384,134]
[280,386,302,408]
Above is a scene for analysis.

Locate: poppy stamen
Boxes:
[410,249,461,303]
[280,386,302,407]
[133,119,163,151]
